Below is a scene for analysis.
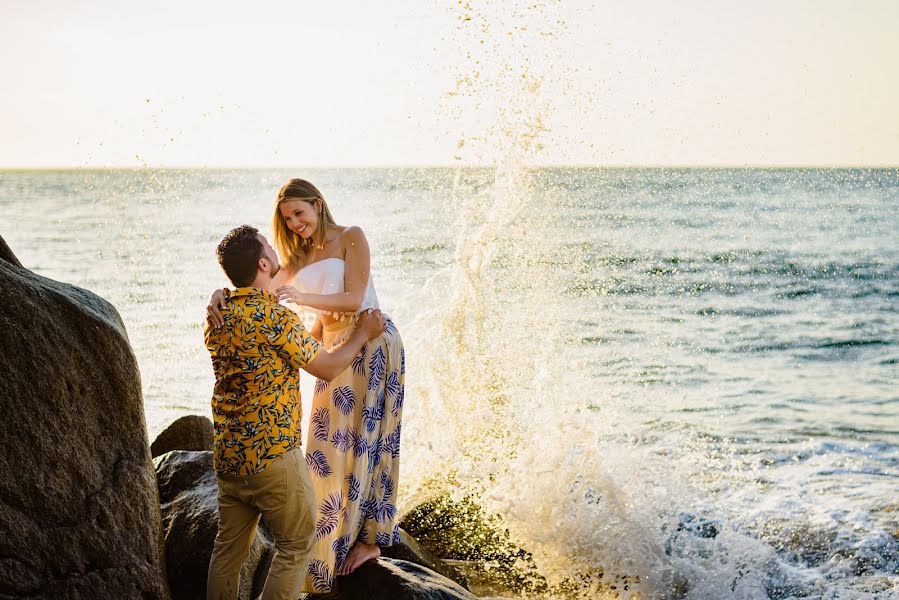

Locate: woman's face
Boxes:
[279,199,318,239]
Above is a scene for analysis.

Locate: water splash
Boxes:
[399,4,899,599]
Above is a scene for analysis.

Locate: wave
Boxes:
[817,339,891,349]
[558,249,898,307]
[732,338,895,355]
[406,180,899,598]
[695,306,787,317]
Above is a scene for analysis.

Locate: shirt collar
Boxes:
[227,287,279,304]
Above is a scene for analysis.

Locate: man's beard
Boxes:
[269,261,281,279]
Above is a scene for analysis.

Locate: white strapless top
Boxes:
[290,257,379,319]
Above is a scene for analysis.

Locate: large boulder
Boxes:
[151,415,214,458]
[0,235,170,599]
[155,450,273,600]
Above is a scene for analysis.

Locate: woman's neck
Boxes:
[309,226,341,255]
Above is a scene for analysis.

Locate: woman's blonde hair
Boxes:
[272,178,338,275]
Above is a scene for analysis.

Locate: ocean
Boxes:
[1,167,897,599]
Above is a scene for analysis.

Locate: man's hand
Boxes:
[304,309,388,381]
[357,309,387,341]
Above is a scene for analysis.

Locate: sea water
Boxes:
[1,167,897,598]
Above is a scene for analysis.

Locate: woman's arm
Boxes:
[310,317,323,341]
[277,227,371,313]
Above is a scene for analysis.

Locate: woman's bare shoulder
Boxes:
[338,225,368,246]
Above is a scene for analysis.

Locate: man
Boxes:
[204,225,386,600]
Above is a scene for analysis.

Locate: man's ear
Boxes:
[258,257,270,273]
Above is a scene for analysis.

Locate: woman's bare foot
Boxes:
[337,541,381,576]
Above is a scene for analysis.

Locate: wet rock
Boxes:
[331,558,477,600]
[151,414,214,458]
[399,495,526,564]
[665,512,721,559]
[676,513,720,539]
[0,235,169,599]
[155,450,273,600]
[381,528,470,590]
[399,495,545,594]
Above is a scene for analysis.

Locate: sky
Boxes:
[0,0,897,168]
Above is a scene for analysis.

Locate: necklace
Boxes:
[310,228,340,257]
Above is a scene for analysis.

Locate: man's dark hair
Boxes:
[216,225,262,287]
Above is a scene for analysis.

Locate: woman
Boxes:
[207,178,404,592]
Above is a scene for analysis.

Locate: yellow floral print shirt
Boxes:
[204,287,322,475]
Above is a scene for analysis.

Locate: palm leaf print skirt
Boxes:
[302,314,404,593]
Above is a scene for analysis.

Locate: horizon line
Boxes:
[1,163,898,171]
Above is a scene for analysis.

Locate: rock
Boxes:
[155,449,479,600]
[676,513,720,539]
[399,495,524,563]
[0,235,21,267]
[151,415,214,458]
[155,450,273,600]
[664,513,721,559]
[0,235,170,599]
[381,528,470,590]
[399,495,545,596]
[155,450,217,505]
[333,558,477,600]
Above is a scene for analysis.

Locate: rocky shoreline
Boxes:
[152,416,482,600]
[0,233,533,600]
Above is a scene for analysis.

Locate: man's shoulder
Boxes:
[229,290,286,315]
[237,294,305,335]
[262,297,300,323]
[206,290,299,339]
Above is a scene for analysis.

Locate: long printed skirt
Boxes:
[301,315,404,593]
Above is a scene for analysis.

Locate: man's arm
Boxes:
[303,310,387,381]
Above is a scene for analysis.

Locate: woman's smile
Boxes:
[278,199,319,239]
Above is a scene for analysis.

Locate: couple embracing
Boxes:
[203,179,405,599]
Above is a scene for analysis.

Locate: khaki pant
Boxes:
[207,449,315,600]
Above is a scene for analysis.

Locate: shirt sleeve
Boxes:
[274,310,322,370]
